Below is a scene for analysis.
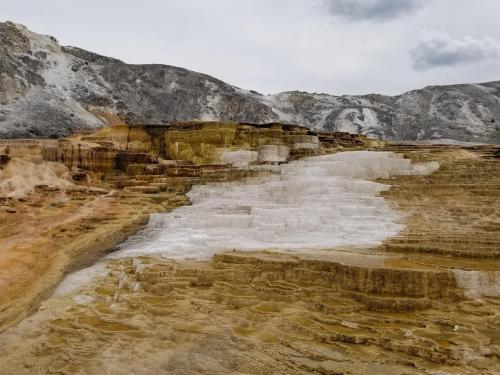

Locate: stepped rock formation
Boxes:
[106,151,439,261]
[0,121,372,331]
[1,21,499,142]
[0,120,499,374]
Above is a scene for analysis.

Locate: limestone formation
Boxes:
[0,122,498,374]
[0,248,497,374]
[0,122,370,331]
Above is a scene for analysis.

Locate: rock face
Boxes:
[39,121,374,174]
[258,87,500,142]
[0,22,276,139]
[1,21,499,142]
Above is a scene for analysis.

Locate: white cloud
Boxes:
[411,29,500,70]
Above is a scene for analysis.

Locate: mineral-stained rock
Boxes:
[37,121,362,175]
[0,153,9,166]
[0,122,498,374]
[0,121,368,332]
[379,144,500,259]
[0,249,498,374]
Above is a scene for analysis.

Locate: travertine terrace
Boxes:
[0,122,499,374]
[0,122,372,330]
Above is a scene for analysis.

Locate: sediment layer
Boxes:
[0,250,497,374]
[380,144,500,259]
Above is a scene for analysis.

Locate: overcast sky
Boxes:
[3,0,500,95]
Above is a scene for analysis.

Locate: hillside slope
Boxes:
[1,21,499,142]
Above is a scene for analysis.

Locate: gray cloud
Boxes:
[325,0,426,21]
[411,29,500,70]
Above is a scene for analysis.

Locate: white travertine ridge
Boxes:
[452,270,500,298]
[220,150,258,167]
[111,151,439,260]
[257,145,290,163]
[54,151,440,295]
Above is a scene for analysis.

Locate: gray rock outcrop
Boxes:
[1,21,499,142]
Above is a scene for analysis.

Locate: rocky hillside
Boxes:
[256,85,500,142]
[1,21,499,142]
